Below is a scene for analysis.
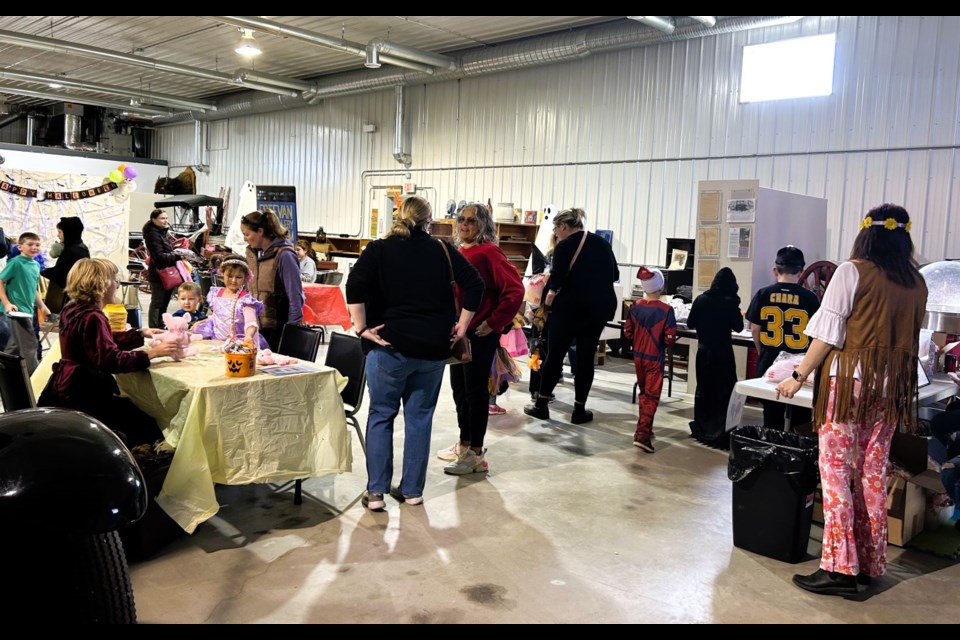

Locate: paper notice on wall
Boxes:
[668,248,688,270]
[726,198,756,223]
[727,227,753,259]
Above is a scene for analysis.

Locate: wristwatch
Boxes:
[791,370,805,382]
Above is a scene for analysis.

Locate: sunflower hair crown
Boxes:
[859,216,912,232]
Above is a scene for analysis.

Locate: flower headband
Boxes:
[218,258,253,281]
[859,216,912,232]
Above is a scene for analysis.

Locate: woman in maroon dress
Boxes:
[39,258,177,446]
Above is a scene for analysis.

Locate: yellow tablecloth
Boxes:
[114,342,352,533]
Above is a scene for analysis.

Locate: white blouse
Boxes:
[804,261,861,377]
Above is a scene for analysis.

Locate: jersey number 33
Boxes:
[758,306,810,350]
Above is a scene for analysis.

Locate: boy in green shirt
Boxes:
[0,232,50,374]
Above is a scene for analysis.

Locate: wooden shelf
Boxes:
[429,219,456,243]
[496,222,538,273]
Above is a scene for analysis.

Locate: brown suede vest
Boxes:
[246,243,295,331]
[814,260,927,432]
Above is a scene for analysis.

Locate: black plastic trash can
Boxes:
[728,425,819,563]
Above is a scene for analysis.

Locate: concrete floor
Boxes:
[127,344,960,624]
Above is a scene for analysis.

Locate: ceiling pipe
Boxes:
[207,16,436,74]
[25,114,35,146]
[233,69,314,92]
[689,16,718,27]
[366,40,457,71]
[627,16,676,34]
[0,68,216,111]
[0,83,174,116]
[0,28,299,97]
[156,16,804,124]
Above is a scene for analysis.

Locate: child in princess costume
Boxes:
[192,256,268,349]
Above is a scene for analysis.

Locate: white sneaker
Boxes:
[436,441,467,461]
[443,449,489,476]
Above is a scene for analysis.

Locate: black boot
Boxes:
[524,396,550,420]
[570,402,593,424]
[792,569,858,596]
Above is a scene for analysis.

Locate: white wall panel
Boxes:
[154,15,960,268]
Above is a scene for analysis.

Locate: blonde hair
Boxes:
[553,208,586,230]
[66,258,118,304]
[177,281,202,297]
[387,196,432,238]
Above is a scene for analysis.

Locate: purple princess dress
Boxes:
[193,287,268,349]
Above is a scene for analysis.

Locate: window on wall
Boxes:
[739,33,836,103]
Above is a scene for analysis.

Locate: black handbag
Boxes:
[438,240,473,366]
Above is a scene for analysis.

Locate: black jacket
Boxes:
[547,230,619,323]
[142,220,178,280]
[686,267,744,350]
[346,229,484,360]
[41,217,90,290]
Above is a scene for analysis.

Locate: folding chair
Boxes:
[291,332,367,505]
[276,323,324,362]
[0,352,37,412]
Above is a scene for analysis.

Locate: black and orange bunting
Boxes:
[0,180,120,200]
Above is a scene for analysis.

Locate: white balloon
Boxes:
[126,180,138,192]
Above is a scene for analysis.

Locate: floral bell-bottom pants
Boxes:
[818,379,895,578]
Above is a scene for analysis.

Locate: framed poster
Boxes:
[698,191,722,224]
[256,185,298,238]
[697,259,719,289]
[727,226,753,259]
[697,227,720,257]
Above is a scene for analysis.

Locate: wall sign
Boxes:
[256,185,298,238]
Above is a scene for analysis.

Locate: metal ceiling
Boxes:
[0,16,622,114]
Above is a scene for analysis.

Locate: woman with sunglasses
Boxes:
[524,208,619,424]
[437,203,524,475]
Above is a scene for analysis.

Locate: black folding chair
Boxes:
[277,323,324,362]
[291,332,368,505]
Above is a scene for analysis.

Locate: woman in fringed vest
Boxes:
[776,203,927,596]
[240,210,304,351]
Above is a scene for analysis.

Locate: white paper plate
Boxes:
[7,311,32,318]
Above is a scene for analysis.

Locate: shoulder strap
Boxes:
[569,230,588,271]
[437,239,461,313]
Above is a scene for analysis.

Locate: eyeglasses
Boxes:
[457,216,478,225]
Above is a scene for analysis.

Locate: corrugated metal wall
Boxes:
[154,15,960,271]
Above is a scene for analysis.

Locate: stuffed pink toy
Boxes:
[150,312,202,361]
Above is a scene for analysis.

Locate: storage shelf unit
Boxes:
[661,237,695,297]
[496,222,537,274]
[429,219,456,244]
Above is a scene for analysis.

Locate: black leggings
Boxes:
[38,393,163,448]
[148,281,174,329]
[450,332,500,448]
[536,314,605,405]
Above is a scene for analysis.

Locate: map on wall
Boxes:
[0,168,129,270]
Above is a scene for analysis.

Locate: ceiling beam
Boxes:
[0,84,173,116]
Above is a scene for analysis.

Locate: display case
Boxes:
[496,222,538,274]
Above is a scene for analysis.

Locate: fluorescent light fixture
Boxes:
[47,82,63,89]
[740,33,836,103]
[235,28,262,57]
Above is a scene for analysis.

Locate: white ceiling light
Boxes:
[47,81,63,89]
[234,29,262,57]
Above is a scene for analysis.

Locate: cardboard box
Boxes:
[886,475,926,547]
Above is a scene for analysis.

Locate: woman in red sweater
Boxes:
[438,203,524,475]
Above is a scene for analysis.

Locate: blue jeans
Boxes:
[364,346,445,498]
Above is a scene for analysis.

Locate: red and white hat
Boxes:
[637,266,665,293]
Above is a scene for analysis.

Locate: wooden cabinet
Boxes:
[312,236,371,257]
[496,222,538,274]
[430,219,456,244]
